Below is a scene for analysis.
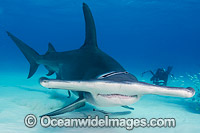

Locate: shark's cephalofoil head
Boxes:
[40,72,195,107]
[40,76,141,106]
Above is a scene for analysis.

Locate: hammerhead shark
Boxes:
[7,3,195,116]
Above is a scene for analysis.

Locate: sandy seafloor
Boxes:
[0,69,200,133]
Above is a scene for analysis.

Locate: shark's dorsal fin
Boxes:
[47,42,56,53]
[80,3,98,49]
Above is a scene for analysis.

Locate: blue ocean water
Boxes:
[0,0,200,133]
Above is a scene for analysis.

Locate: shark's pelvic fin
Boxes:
[80,3,98,49]
[46,70,54,76]
[40,96,86,117]
[46,42,56,54]
[7,32,40,79]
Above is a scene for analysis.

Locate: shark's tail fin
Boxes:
[7,31,40,79]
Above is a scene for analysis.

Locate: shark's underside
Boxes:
[7,3,195,116]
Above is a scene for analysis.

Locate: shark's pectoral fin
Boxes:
[40,97,86,117]
[121,105,134,110]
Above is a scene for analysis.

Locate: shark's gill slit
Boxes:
[97,71,128,79]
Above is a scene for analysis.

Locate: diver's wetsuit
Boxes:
[143,66,173,86]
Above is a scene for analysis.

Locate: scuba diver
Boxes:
[142,66,173,86]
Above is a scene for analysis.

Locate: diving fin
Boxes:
[40,97,86,117]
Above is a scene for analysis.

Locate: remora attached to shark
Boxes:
[7,3,195,116]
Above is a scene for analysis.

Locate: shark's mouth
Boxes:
[98,94,138,99]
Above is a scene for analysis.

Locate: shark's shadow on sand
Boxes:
[18,86,69,101]
[19,86,131,116]
[7,3,195,117]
